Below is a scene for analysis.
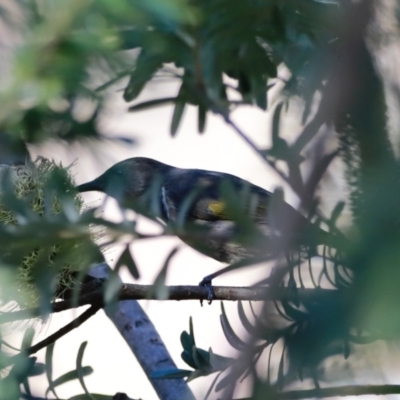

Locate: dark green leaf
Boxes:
[150,246,180,300]
[198,104,207,133]
[76,342,93,400]
[170,99,186,136]
[128,97,177,112]
[116,245,139,280]
[48,367,93,393]
[21,328,35,350]
[45,343,58,399]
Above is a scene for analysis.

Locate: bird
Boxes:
[77,157,334,265]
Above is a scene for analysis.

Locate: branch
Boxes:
[5,305,101,368]
[0,285,343,324]
[88,263,195,400]
[235,384,400,399]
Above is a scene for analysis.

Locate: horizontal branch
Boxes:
[236,384,400,399]
[0,285,343,324]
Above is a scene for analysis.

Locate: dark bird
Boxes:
[77,157,334,265]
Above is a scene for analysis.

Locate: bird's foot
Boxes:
[199,275,215,305]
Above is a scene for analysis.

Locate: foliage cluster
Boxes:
[1,0,400,399]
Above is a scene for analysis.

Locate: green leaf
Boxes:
[21,328,35,350]
[198,104,207,133]
[116,245,139,280]
[124,53,164,102]
[69,394,114,400]
[150,246,180,300]
[27,363,45,377]
[104,270,123,305]
[277,346,285,390]
[45,343,58,399]
[47,367,93,394]
[170,99,186,136]
[128,97,177,112]
[192,347,210,370]
[77,342,94,400]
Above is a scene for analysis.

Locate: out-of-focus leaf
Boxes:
[21,328,35,350]
[45,343,58,399]
[220,303,247,351]
[47,367,93,394]
[170,98,186,137]
[128,97,177,112]
[69,394,114,400]
[115,245,139,280]
[198,104,207,133]
[237,301,257,335]
[76,342,94,400]
[150,246,180,300]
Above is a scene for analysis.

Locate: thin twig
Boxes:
[234,384,400,400]
[5,305,101,367]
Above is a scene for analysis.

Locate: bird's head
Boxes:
[77,157,171,205]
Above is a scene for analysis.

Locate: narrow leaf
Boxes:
[170,100,186,136]
[21,328,35,350]
[45,343,58,399]
[150,246,180,300]
[76,342,93,400]
[48,367,93,393]
[116,245,139,280]
[198,104,207,134]
[237,301,257,335]
[220,303,246,351]
[128,97,177,112]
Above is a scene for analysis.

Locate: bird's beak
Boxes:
[76,180,102,193]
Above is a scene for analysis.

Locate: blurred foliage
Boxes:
[2,0,400,399]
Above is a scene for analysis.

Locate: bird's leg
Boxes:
[199,263,243,304]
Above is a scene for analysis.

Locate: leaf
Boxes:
[220,303,246,351]
[208,348,233,371]
[115,245,139,280]
[180,331,195,352]
[76,342,93,400]
[181,350,197,369]
[198,104,207,133]
[123,53,164,102]
[21,328,35,350]
[128,97,177,112]
[237,301,257,335]
[10,357,36,383]
[192,347,210,370]
[69,394,114,400]
[277,346,285,390]
[151,368,192,379]
[47,367,93,394]
[170,98,186,136]
[280,301,308,322]
[150,246,180,300]
[27,363,45,377]
[330,201,346,227]
[45,343,58,399]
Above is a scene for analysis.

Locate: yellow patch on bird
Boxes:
[208,200,226,216]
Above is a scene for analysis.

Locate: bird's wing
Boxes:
[161,169,272,224]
